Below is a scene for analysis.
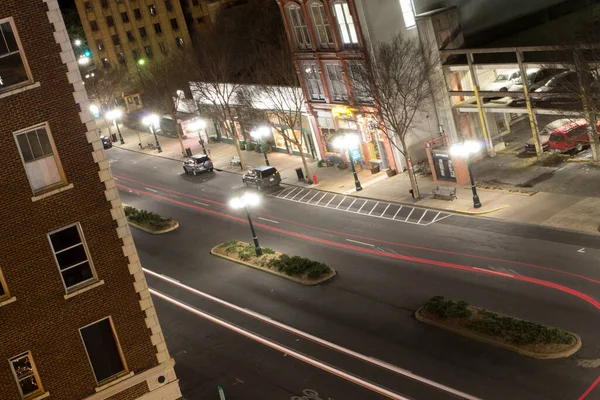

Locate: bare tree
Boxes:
[242,42,312,180]
[85,68,125,135]
[130,51,195,157]
[353,33,436,198]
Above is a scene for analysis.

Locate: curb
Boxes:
[455,205,510,215]
[113,145,186,163]
[128,220,180,235]
[415,307,582,360]
[210,246,336,286]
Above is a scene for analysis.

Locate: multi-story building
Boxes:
[0,1,180,399]
[276,0,441,173]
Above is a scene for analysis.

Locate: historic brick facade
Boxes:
[0,1,180,399]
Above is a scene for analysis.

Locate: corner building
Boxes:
[0,1,180,399]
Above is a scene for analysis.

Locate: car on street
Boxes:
[183,155,214,175]
[524,118,599,154]
[481,69,520,92]
[101,136,112,149]
[242,165,281,191]
[509,68,565,92]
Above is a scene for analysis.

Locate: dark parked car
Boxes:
[242,166,281,191]
[101,136,112,149]
[183,155,214,175]
[509,68,565,92]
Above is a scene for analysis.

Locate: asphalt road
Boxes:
[109,148,600,400]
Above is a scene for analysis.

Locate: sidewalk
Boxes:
[105,123,600,235]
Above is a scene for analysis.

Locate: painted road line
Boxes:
[392,206,403,219]
[291,189,306,200]
[258,217,279,224]
[315,193,328,205]
[335,197,347,209]
[473,267,513,278]
[307,192,320,203]
[404,208,416,222]
[283,188,299,199]
[346,198,357,211]
[380,204,391,217]
[417,210,428,225]
[160,274,180,283]
[356,200,369,213]
[194,201,210,207]
[146,270,480,400]
[346,239,375,247]
[298,190,313,202]
[325,195,337,207]
[145,187,158,193]
[277,188,293,198]
[430,212,441,223]
[368,202,380,215]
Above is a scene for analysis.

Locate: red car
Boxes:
[525,118,600,154]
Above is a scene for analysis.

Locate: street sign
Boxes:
[217,385,226,400]
[349,147,362,161]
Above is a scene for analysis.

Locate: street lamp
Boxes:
[229,192,262,256]
[136,58,147,90]
[142,114,162,153]
[251,126,271,166]
[106,109,124,144]
[450,140,482,209]
[189,120,207,154]
[332,133,363,191]
[74,39,82,47]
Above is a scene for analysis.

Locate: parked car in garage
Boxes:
[525,118,599,154]
[509,68,565,92]
[242,166,281,191]
[481,69,520,92]
[183,155,214,175]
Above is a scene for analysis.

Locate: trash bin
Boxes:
[111,133,118,142]
[295,167,304,181]
[185,147,193,157]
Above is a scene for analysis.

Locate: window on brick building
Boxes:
[97,39,104,51]
[154,23,162,34]
[170,18,179,30]
[309,1,334,49]
[144,45,153,58]
[48,223,97,293]
[14,124,65,193]
[84,1,92,12]
[117,52,126,64]
[101,0,109,8]
[149,4,157,16]
[0,19,33,94]
[111,34,120,46]
[286,4,311,50]
[121,11,130,23]
[346,61,372,103]
[139,26,147,37]
[176,37,184,47]
[0,268,10,301]
[80,318,126,384]
[90,20,98,31]
[132,48,140,60]
[302,62,325,101]
[126,31,134,42]
[332,1,358,48]
[102,57,110,68]
[9,352,44,399]
[106,15,114,28]
[159,41,167,53]
[165,0,174,11]
[324,63,348,101]
[134,8,142,19]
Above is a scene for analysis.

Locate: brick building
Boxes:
[0,1,180,399]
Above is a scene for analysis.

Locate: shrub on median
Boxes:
[124,206,172,230]
[268,254,332,279]
[424,296,472,319]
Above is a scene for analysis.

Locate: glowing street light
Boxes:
[74,39,82,47]
[142,114,162,153]
[450,140,482,209]
[189,120,207,154]
[251,126,271,166]
[78,56,90,65]
[332,133,362,191]
[229,192,262,256]
[106,109,124,144]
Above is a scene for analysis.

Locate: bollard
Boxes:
[312,174,319,184]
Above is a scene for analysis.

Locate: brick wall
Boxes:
[0,1,177,399]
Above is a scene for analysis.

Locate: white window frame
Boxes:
[13,122,66,194]
[399,0,416,29]
[346,61,373,103]
[0,18,34,94]
[308,1,334,49]
[79,316,128,385]
[287,4,312,50]
[332,1,358,48]
[47,223,98,294]
[0,267,10,302]
[324,62,348,102]
[302,62,325,101]
[9,352,44,400]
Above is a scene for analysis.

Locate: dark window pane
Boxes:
[11,356,32,379]
[90,20,98,31]
[1,22,18,53]
[170,18,178,29]
[134,9,141,19]
[106,16,114,27]
[127,31,134,41]
[121,12,129,23]
[26,131,43,160]
[0,52,29,91]
[0,280,5,296]
[81,319,125,383]
[16,134,33,163]
[50,225,80,252]
[19,376,39,395]
[37,128,53,156]
[56,244,87,269]
[62,262,93,288]
[0,23,10,56]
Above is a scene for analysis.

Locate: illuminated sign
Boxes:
[332,106,354,118]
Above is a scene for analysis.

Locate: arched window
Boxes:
[308,1,334,49]
[331,1,358,48]
[287,3,312,50]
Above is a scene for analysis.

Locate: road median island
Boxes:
[124,205,179,234]
[416,296,581,359]
[211,240,336,285]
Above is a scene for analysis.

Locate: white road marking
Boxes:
[346,198,357,211]
[431,212,441,223]
[160,274,180,283]
[315,193,328,205]
[417,210,428,225]
[307,192,319,203]
[578,248,586,253]
[325,195,337,207]
[145,187,158,193]
[346,239,375,247]
[258,217,279,224]
[356,200,369,213]
[335,197,347,209]
[380,204,391,217]
[291,189,306,200]
[392,206,403,219]
[298,190,313,202]
[193,201,210,207]
[283,188,299,199]
[405,208,416,221]
[368,202,380,215]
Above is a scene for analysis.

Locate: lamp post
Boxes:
[189,120,207,154]
[450,140,482,209]
[251,126,271,166]
[136,58,147,90]
[333,133,362,192]
[142,114,162,153]
[229,192,262,256]
[106,109,124,144]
